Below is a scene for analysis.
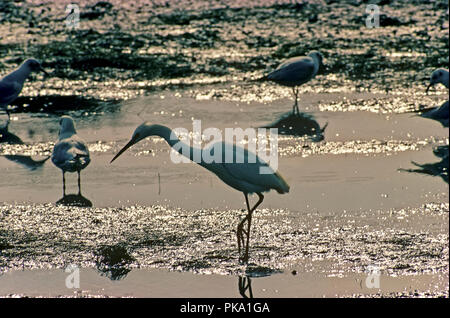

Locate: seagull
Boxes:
[51,116,90,196]
[426,68,449,94]
[110,123,290,263]
[0,58,48,123]
[266,51,324,115]
[419,100,449,127]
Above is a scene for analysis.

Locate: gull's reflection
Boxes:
[238,276,254,298]
[400,145,449,184]
[0,124,50,170]
[56,193,93,207]
[0,123,22,143]
[263,111,327,141]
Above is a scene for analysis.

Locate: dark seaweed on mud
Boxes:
[7,95,121,115]
[0,0,448,107]
[94,243,135,280]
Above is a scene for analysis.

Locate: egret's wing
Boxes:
[267,56,315,85]
[0,80,21,106]
[210,143,289,193]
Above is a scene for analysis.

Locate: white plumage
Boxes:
[0,59,48,123]
[52,116,90,196]
[423,69,449,127]
[427,68,449,93]
[111,123,289,262]
[267,51,323,114]
[420,100,449,128]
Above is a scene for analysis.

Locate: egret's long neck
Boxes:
[3,64,31,84]
[153,125,200,163]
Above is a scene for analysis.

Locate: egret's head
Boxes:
[308,51,324,67]
[131,122,154,143]
[22,58,49,75]
[58,115,77,139]
[427,68,449,93]
[111,122,156,163]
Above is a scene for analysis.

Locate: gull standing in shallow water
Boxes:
[111,123,290,263]
[52,116,90,196]
[266,51,323,115]
[421,69,449,127]
[0,59,48,124]
[426,68,449,93]
[419,100,449,128]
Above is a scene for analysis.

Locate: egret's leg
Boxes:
[242,193,264,263]
[62,171,66,197]
[237,193,252,257]
[243,211,253,262]
[237,217,246,255]
[77,171,81,195]
[238,193,264,263]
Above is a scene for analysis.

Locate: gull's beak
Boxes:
[40,66,49,76]
[426,83,433,95]
[110,138,136,163]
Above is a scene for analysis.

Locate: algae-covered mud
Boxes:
[0,0,448,298]
[1,0,448,104]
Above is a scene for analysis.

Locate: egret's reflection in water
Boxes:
[237,265,280,298]
[262,111,327,141]
[0,124,50,170]
[238,276,254,298]
[400,145,449,184]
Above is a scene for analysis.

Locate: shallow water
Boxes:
[0,0,449,297]
[1,93,448,297]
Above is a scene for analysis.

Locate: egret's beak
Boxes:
[426,83,433,95]
[110,138,137,163]
[40,66,49,76]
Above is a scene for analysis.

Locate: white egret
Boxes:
[111,123,290,263]
[51,116,90,196]
[0,59,48,123]
[267,51,323,115]
[426,68,449,93]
